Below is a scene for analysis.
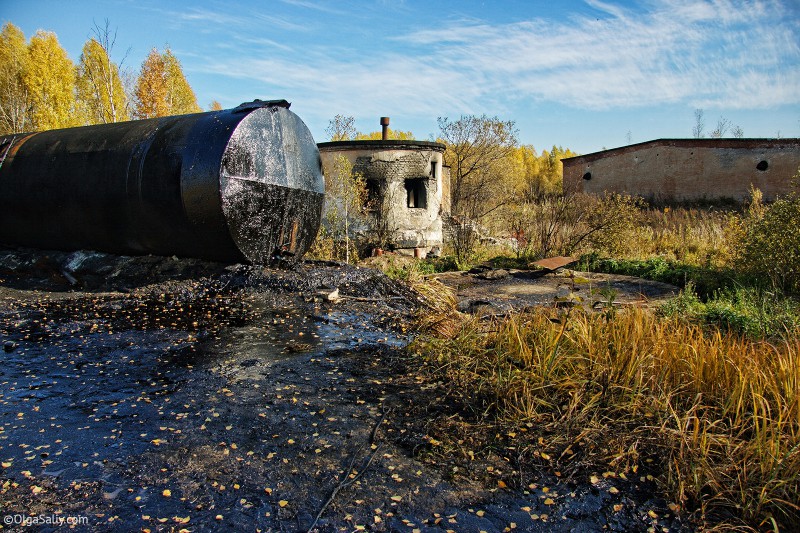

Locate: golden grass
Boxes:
[408,277,463,339]
[411,306,800,531]
[639,207,736,267]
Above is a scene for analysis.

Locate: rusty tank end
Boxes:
[0,100,324,264]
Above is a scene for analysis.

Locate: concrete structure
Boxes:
[318,134,449,256]
[562,138,800,202]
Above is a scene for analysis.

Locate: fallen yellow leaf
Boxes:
[543,498,554,505]
[162,489,172,497]
[279,500,288,508]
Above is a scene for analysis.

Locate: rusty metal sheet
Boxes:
[532,256,577,271]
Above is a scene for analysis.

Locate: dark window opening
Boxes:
[365,179,381,210]
[404,178,427,209]
[756,160,768,171]
[430,161,437,179]
[582,172,592,181]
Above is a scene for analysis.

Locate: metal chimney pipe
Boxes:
[380,117,390,140]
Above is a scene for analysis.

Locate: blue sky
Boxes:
[3,0,799,154]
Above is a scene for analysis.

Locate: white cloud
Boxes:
[192,0,800,126]
[394,0,799,110]
[278,0,348,15]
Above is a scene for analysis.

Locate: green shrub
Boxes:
[424,255,459,273]
[659,284,800,339]
[581,254,735,299]
[582,192,647,256]
[734,181,800,293]
[658,281,705,316]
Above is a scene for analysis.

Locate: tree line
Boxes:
[0,21,212,135]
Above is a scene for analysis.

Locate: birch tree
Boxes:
[0,23,31,134]
[134,47,200,119]
[162,49,201,115]
[437,114,518,219]
[325,114,356,141]
[323,155,366,263]
[24,30,77,130]
[76,21,129,124]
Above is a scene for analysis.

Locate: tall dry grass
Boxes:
[412,307,800,530]
[637,207,736,267]
[493,197,738,268]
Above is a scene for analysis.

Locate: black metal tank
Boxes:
[0,99,324,264]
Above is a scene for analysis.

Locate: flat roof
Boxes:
[318,139,445,152]
[561,138,800,164]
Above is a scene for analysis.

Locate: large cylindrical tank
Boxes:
[0,99,324,264]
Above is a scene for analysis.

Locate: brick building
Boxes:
[562,138,800,202]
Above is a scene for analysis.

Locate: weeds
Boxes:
[733,183,800,294]
[404,182,800,530]
[580,254,736,298]
[660,284,800,339]
[409,306,800,530]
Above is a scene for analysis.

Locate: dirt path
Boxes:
[0,248,689,532]
[432,268,678,315]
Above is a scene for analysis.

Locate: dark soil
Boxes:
[0,247,691,532]
[433,267,678,316]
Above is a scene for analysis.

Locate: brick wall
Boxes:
[563,139,800,202]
